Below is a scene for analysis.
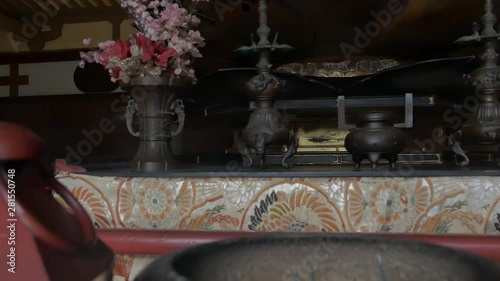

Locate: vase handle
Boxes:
[126,99,140,137]
[171,99,185,137]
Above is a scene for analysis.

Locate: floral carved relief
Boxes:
[116,179,186,229]
[485,197,500,234]
[71,186,115,228]
[180,207,240,231]
[412,191,484,234]
[56,174,115,228]
[240,181,345,232]
[345,179,432,232]
[56,174,500,281]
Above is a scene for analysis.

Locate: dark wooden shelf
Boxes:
[202,95,434,116]
[77,162,500,178]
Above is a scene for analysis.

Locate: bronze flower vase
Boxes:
[123,76,186,173]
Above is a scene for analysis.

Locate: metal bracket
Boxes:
[394,93,413,128]
[337,96,356,130]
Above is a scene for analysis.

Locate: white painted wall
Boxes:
[0,61,121,97]
[18,61,82,96]
[0,20,139,97]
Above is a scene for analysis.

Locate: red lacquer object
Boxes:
[0,122,113,281]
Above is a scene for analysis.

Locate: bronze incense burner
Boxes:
[338,94,413,169]
[344,111,407,169]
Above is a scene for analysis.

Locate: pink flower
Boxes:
[80,52,92,62]
[81,0,206,84]
[100,39,131,67]
[93,52,102,64]
[98,40,116,50]
[83,38,91,46]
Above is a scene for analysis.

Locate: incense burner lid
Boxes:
[352,110,397,126]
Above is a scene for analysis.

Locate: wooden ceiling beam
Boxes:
[40,10,127,32]
[58,0,74,9]
[47,0,63,10]
[73,0,87,8]
[18,0,37,11]
[87,0,101,7]
[31,0,61,14]
[3,0,25,12]
[0,1,15,14]
[100,0,114,7]
[53,6,126,18]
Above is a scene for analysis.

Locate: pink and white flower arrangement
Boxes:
[79,0,207,84]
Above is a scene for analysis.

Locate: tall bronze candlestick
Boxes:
[236,0,297,168]
[450,0,500,166]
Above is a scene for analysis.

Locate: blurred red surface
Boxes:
[1,216,499,281]
[97,229,500,262]
[0,197,49,281]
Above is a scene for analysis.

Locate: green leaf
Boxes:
[446,200,467,212]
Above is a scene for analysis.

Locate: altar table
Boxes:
[56,172,500,280]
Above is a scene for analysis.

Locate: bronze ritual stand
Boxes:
[450,0,500,166]
[236,0,297,168]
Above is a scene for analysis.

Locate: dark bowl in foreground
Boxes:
[134,234,500,281]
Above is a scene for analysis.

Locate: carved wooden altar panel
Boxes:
[56,173,500,234]
[56,172,500,280]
